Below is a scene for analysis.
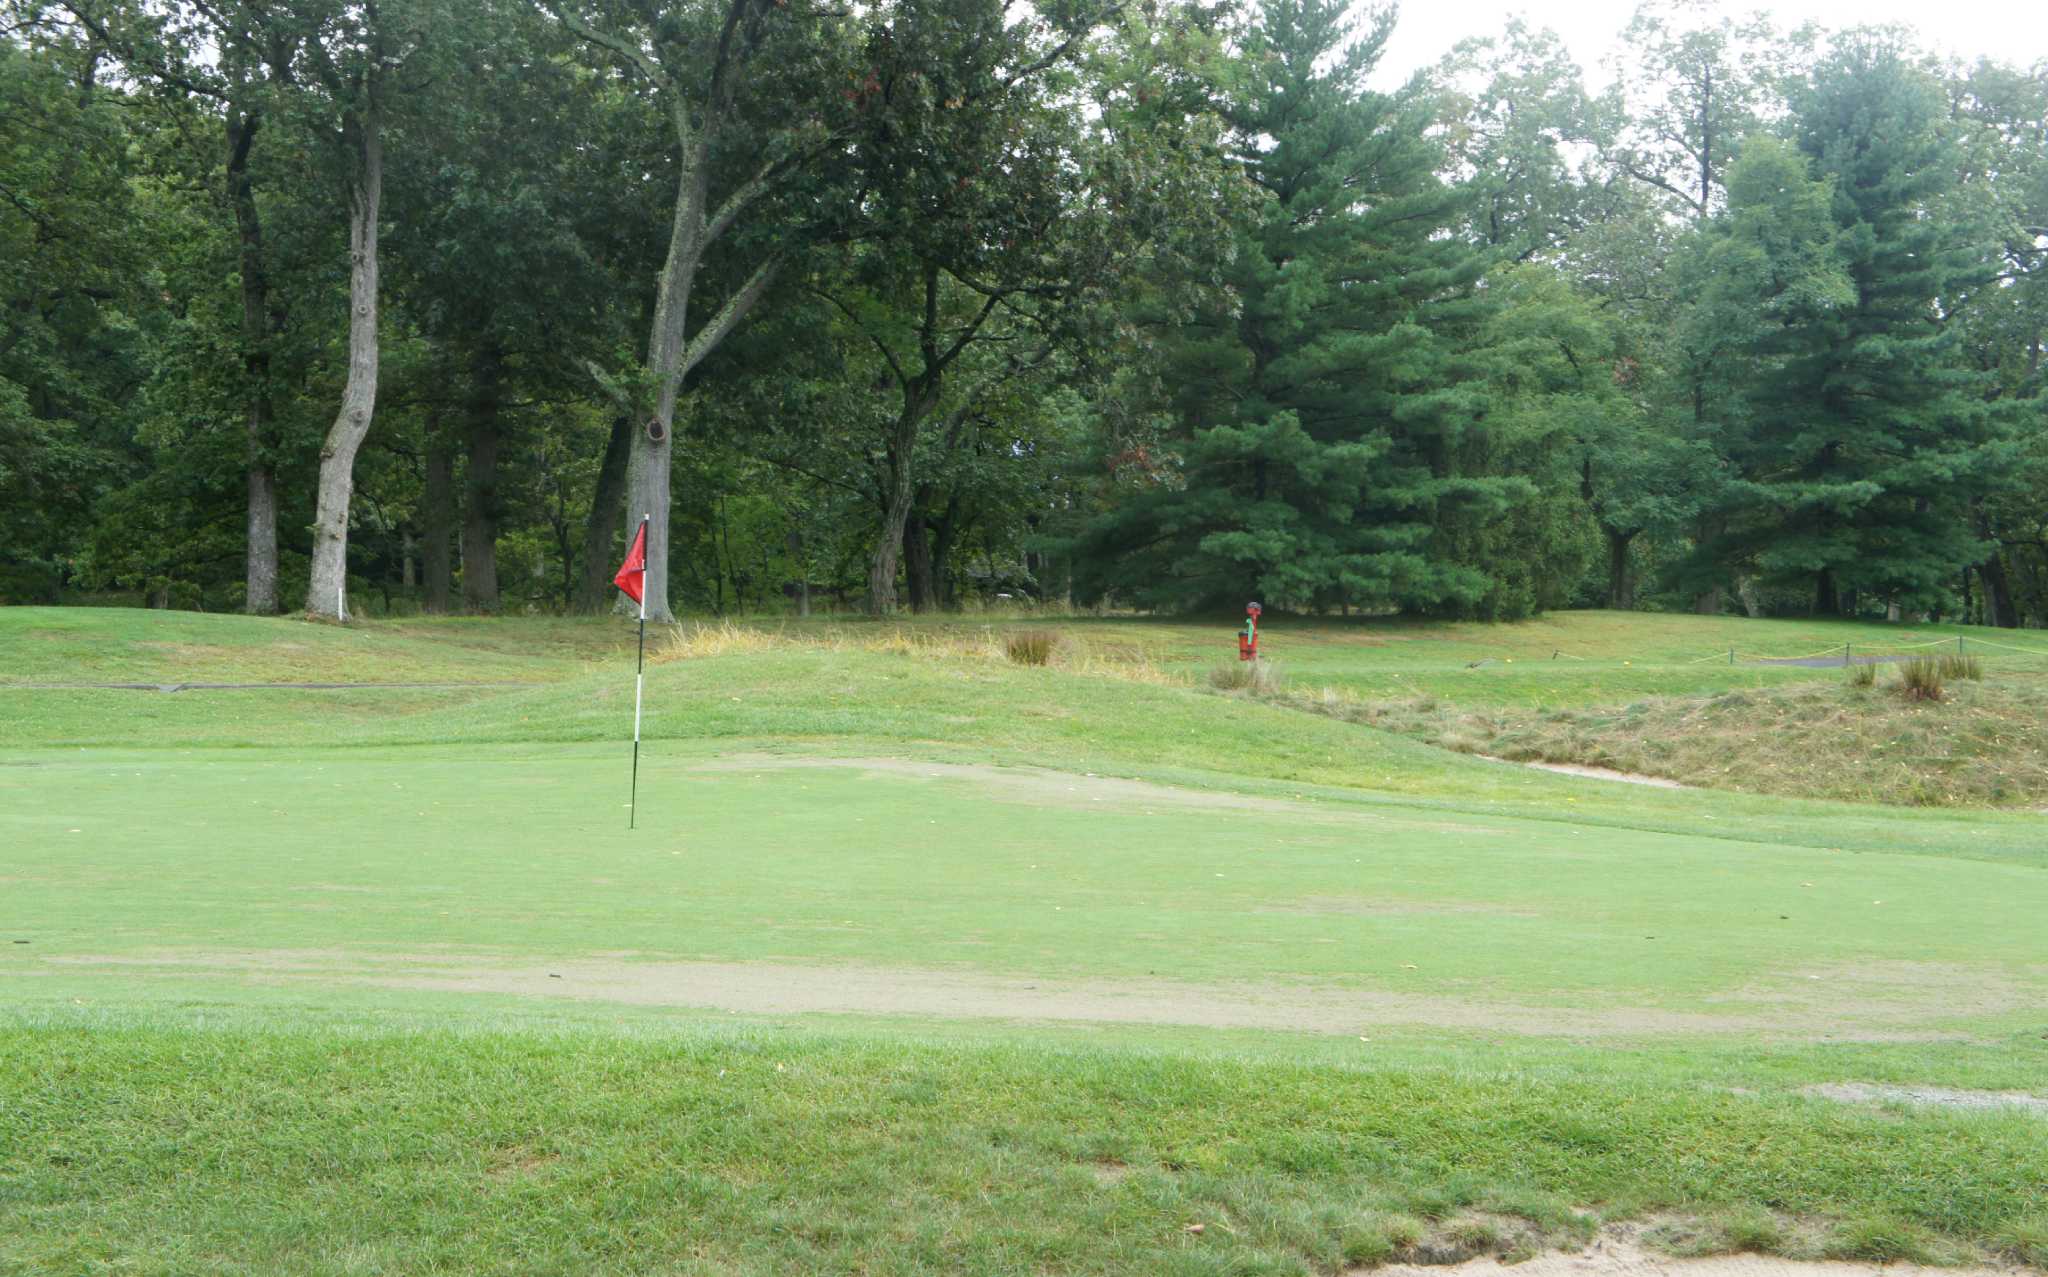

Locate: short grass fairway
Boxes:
[4,608,2048,1274]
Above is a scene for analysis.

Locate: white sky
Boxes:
[1364,0,2048,90]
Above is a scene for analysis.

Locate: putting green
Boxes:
[8,744,2044,1042]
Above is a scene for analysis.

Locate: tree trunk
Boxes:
[227,107,280,614]
[904,512,937,613]
[867,399,930,615]
[461,347,503,612]
[931,494,962,606]
[305,98,382,621]
[575,416,633,611]
[1978,552,2017,629]
[1736,576,1762,619]
[1604,526,1637,610]
[422,440,453,613]
[1813,568,1838,618]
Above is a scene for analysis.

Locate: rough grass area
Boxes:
[1315,673,2048,807]
[6,1020,2045,1275]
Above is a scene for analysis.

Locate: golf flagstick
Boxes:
[614,515,650,829]
[631,567,644,829]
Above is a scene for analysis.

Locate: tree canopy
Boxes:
[3,0,2043,624]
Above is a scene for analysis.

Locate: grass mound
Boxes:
[1331,672,2048,807]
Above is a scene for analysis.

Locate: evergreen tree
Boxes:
[1722,39,2021,615]
[1072,0,1504,613]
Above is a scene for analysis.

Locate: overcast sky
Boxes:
[1363,0,2048,90]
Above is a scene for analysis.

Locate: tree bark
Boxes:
[904,511,937,613]
[227,107,279,614]
[1978,552,2017,628]
[868,395,931,615]
[422,440,453,613]
[575,415,633,611]
[305,96,382,621]
[460,347,503,612]
[1813,567,1838,618]
[931,493,962,606]
[1603,526,1637,610]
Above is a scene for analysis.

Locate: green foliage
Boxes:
[1938,652,1983,681]
[1895,656,1944,701]
[1071,0,1515,614]
[2,0,2046,630]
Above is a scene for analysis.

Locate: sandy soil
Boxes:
[1476,756,1690,788]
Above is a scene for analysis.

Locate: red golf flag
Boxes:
[614,520,647,605]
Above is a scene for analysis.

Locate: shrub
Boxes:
[1208,659,1284,695]
[1895,656,1943,702]
[1937,652,1982,681]
[1847,662,1876,688]
[1004,629,1060,666]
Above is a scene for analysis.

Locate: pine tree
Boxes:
[1724,38,2020,615]
[1073,0,1504,613]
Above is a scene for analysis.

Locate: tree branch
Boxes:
[546,5,672,94]
[679,255,780,377]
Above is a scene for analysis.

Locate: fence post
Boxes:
[1844,642,1852,666]
[1729,648,1735,665]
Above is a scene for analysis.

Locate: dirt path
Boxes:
[38,949,2035,1042]
[1364,1234,2029,1277]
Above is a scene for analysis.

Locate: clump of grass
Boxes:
[1846,662,1876,689]
[1004,629,1061,666]
[1937,652,1982,681]
[1208,659,1284,695]
[660,618,786,661]
[1895,657,1944,702]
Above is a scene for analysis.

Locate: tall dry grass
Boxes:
[653,618,1181,686]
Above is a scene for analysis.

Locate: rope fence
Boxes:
[1527,633,2048,669]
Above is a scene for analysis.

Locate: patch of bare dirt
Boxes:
[1357,1226,2023,1277]
[1803,1082,2048,1115]
[689,755,1508,835]
[40,949,2033,1041]
[1709,961,2046,1024]
[1477,756,1690,789]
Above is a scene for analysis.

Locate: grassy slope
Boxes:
[0,607,623,684]
[1341,672,2048,807]
[5,608,2048,1271]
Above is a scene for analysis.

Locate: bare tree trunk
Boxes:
[867,402,928,615]
[575,415,633,611]
[1604,526,1637,610]
[1978,553,2016,629]
[305,99,382,621]
[228,108,280,614]
[423,440,453,613]
[931,493,962,607]
[904,512,937,613]
[1813,568,1837,618]
[461,347,503,612]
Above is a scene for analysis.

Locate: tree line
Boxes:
[3,0,2043,624]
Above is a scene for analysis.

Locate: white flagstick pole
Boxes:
[629,516,648,830]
